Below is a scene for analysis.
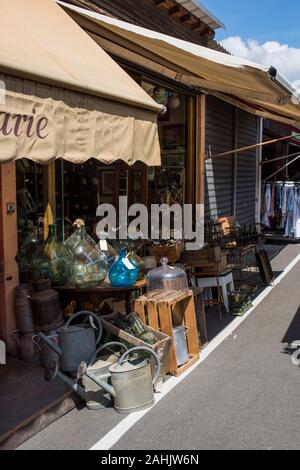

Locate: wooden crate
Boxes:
[191,286,208,349]
[148,243,184,263]
[134,290,200,377]
[101,313,171,379]
[192,252,228,277]
[180,245,221,265]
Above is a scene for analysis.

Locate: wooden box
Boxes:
[180,245,221,265]
[134,290,200,377]
[192,252,228,276]
[148,242,184,263]
[101,313,171,378]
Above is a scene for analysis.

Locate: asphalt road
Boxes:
[19,244,300,450]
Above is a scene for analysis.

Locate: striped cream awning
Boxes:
[0,0,162,165]
[60,1,300,127]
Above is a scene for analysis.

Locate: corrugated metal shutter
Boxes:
[235,110,258,225]
[205,96,234,221]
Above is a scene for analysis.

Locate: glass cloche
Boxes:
[146,258,189,292]
[65,219,108,289]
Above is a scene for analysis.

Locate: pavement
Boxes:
[18,243,300,451]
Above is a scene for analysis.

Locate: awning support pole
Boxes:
[205,133,300,160]
[264,154,300,182]
[261,150,300,165]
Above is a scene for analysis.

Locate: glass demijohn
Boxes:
[65,219,108,289]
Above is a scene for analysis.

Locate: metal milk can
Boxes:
[38,311,103,371]
[14,284,34,333]
[29,279,63,333]
[84,346,160,414]
[81,342,128,410]
[10,330,41,366]
[173,326,189,366]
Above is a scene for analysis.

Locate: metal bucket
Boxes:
[173,326,189,367]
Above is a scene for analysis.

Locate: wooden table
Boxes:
[55,280,147,314]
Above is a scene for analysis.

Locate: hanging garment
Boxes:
[262,185,271,227]
[284,187,297,237]
[269,185,276,219]
[277,185,284,211]
[280,185,289,229]
[294,189,300,238]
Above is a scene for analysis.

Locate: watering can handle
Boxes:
[65,311,103,345]
[118,347,161,385]
[88,342,128,367]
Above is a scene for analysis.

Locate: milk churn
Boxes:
[14,284,34,333]
[10,330,41,366]
[29,279,63,333]
[38,311,103,372]
[83,346,160,414]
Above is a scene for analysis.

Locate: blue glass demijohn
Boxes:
[109,248,138,288]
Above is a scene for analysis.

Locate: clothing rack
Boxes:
[264,181,300,186]
[262,182,300,239]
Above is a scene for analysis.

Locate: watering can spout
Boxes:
[45,361,87,401]
[85,369,116,398]
[38,332,62,357]
[58,372,87,400]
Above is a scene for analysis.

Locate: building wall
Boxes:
[204,96,258,225]
[235,110,258,225]
[205,96,234,221]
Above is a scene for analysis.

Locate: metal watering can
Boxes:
[82,346,161,414]
[44,341,128,410]
[38,311,103,372]
[81,341,128,410]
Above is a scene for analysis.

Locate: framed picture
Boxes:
[101,170,115,196]
[162,124,185,149]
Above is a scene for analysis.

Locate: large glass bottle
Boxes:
[65,219,108,289]
[31,224,72,286]
[109,248,138,288]
[17,229,40,282]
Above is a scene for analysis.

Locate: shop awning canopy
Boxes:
[0,0,162,165]
[60,1,300,127]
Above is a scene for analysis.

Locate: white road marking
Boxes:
[90,248,300,451]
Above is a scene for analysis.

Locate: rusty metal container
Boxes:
[10,330,41,366]
[29,279,63,333]
[14,284,34,333]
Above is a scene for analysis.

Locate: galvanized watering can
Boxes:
[38,311,103,372]
[82,346,161,414]
[81,341,128,410]
[45,341,128,410]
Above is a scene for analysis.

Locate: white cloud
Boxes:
[220,36,300,92]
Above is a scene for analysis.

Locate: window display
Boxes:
[141,81,188,207]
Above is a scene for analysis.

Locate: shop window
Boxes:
[141,82,188,207]
[16,159,148,250]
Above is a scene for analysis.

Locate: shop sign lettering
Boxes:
[0,109,49,139]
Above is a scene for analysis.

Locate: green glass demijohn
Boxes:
[31,224,72,286]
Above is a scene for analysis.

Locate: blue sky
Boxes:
[204,0,300,47]
[202,0,300,88]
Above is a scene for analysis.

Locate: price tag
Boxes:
[122,258,135,270]
[99,240,108,251]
